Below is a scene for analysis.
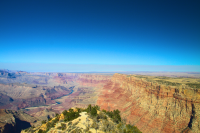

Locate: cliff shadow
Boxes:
[15,118,31,133]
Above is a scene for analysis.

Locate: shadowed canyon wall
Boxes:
[97,73,200,133]
[0,109,37,133]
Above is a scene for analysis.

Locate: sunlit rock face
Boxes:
[97,73,200,133]
[76,74,111,88]
[53,73,111,87]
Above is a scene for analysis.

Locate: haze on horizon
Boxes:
[0,0,200,72]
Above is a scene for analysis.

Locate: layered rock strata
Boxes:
[97,73,200,133]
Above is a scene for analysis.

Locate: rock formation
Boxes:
[97,73,200,133]
[0,93,13,106]
[76,74,111,88]
[0,109,37,133]
[0,84,74,110]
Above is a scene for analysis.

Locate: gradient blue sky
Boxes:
[0,0,200,72]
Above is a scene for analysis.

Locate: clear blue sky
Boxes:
[0,0,200,71]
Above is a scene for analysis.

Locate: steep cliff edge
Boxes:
[0,109,38,133]
[97,73,200,133]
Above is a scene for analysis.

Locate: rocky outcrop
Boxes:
[53,73,111,87]
[0,84,74,110]
[16,94,46,109]
[53,73,79,84]
[44,86,73,100]
[0,93,13,106]
[76,74,111,88]
[97,73,200,133]
[26,108,57,122]
[0,109,37,133]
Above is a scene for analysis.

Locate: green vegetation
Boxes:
[41,120,46,124]
[155,80,181,86]
[88,105,141,133]
[117,123,142,133]
[23,126,36,133]
[102,109,121,123]
[101,119,115,132]
[86,104,100,117]
[57,123,66,130]
[38,129,45,133]
[25,105,142,133]
[134,75,147,78]
[133,74,200,89]
[186,83,200,89]
[45,117,59,132]
[63,108,80,122]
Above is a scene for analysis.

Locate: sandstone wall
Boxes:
[97,73,200,133]
[76,74,111,88]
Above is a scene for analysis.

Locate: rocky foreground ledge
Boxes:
[21,105,142,133]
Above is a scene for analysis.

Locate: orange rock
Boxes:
[97,73,200,133]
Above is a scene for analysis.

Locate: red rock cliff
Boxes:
[76,74,111,88]
[97,73,200,133]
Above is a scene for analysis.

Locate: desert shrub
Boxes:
[60,123,66,130]
[101,120,115,132]
[102,109,107,113]
[63,109,79,122]
[91,107,97,117]
[117,123,142,133]
[41,120,47,124]
[69,108,74,112]
[97,111,107,120]
[91,120,99,133]
[125,124,142,133]
[86,104,92,113]
[45,122,51,131]
[24,128,30,132]
[38,129,45,133]
[104,109,121,123]
[51,117,59,127]
[157,76,170,79]
[76,107,81,113]
[55,113,59,117]
[62,110,68,115]
[86,104,98,117]
[117,122,126,132]
[44,117,60,132]
[93,105,100,111]
[155,80,181,86]
[23,127,36,133]
[186,83,200,89]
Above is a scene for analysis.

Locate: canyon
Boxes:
[0,69,200,133]
[97,73,200,133]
